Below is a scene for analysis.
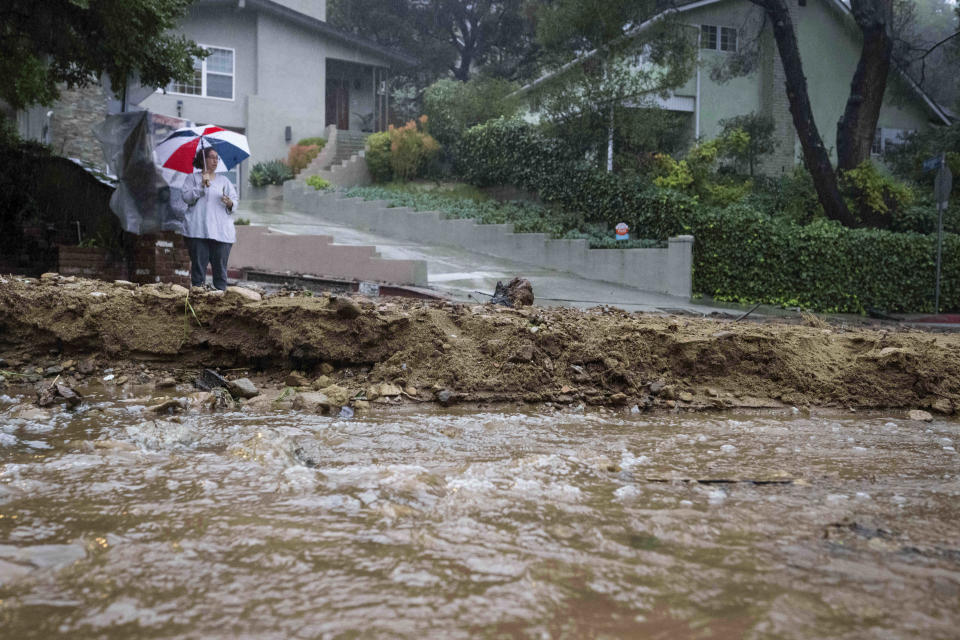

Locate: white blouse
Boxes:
[181,173,239,244]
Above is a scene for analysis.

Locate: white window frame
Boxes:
[698,25,738,53]
[872,127,914,156]
[166,44,235,102]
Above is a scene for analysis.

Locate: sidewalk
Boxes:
[236,198,726,315]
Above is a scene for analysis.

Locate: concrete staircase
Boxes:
[298,126,372,188]
[324,130,368,169]
[228,225,427,286]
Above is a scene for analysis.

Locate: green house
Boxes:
[521,0,953,174]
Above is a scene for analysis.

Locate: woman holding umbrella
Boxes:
[181,146,238,291]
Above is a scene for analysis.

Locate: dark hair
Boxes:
[192,147,218,170]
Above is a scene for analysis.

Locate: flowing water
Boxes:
[1,383,958,639]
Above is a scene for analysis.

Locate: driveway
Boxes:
[237,197,727,315]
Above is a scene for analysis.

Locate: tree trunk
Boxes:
[751,0,856,227]
[836,0,893,171]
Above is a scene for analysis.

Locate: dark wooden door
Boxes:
[325,80,349,130]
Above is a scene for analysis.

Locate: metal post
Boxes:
[607,104,614,173]
[935,198,944,315]
[934,152,950,315]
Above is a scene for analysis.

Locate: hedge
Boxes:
[457,117,958,313]
[691,204,958,313]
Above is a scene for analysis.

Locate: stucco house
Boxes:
[7,0,414,192]
[521,0,952,174]
[141,0,415,190]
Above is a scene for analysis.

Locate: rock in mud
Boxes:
[318,384,351,406]
[908,409,934,422]
[436,389,456,406]
[285,371,310,387]
[312,375,332,389]
[931,398,954,415]
[56,383,82,408]
[208,387,234,410]
[149,397,187,414]
[113,280,137,290]
[77,358,96,375]
[228,378,260,399]
[36,382,82,408]
[225,286,262,303]
[195,368,229,391]
[330,296,362,319]
[170,284,189,296]
[377,383,402,397]
[491,277,534,307]
[156,377,178,389]
[292,391,334,414]
[319,363,335,375]
[679,391,694,403]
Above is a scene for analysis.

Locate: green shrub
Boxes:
[840,160,913,227]
[248,160,293,187]
[691,203,959,313]
[305,175,332,191]
[296,137,327,148]
[717,112,776,176]
[389,117,440,182]
[423,76,519,149]
[365,131,393,183]
[749,169,824,225]
[234,218,251,225]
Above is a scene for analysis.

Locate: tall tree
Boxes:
[0,0,204,110]
[528,0,696,163]
[328,0,538,83]
[836,0,895,171]
[733,0,958,226]
[750,0,856,226]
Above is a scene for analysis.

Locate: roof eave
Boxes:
[243,0,418,67]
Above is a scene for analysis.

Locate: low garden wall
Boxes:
[229,225,428,286]
[285,183,693,298]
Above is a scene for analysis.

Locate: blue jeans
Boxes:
[186,237,232,290]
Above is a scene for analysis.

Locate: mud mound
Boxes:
[1,276,959,412]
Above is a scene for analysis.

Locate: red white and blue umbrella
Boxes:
[154,125,250,174]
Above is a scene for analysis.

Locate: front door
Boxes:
[325,79,349,130]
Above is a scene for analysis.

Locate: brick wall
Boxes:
[759,16,799,175]
[57,246,128,281]
[128,232,191,286]
[56,232,191,286]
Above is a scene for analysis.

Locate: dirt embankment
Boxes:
[1,276,958,414]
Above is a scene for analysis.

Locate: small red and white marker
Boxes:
[615,222,629,240]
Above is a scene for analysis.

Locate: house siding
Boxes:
[141,3,398,188]
[679,0,934,172]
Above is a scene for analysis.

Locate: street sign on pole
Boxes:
[935,158,952,209]
[933,153,951,315]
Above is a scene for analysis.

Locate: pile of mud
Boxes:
[1,276,958,413]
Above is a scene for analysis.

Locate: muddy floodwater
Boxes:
[0,385,958,639]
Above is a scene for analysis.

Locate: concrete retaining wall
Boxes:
[284,184,693,298]
[229,225,427,286]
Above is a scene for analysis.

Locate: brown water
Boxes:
[1,384,958,639]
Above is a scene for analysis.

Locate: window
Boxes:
[700,25,717,50]
[872,127,914,155]
[720,27,738,52]
[700,25,737,52]
[167,46,234,100]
